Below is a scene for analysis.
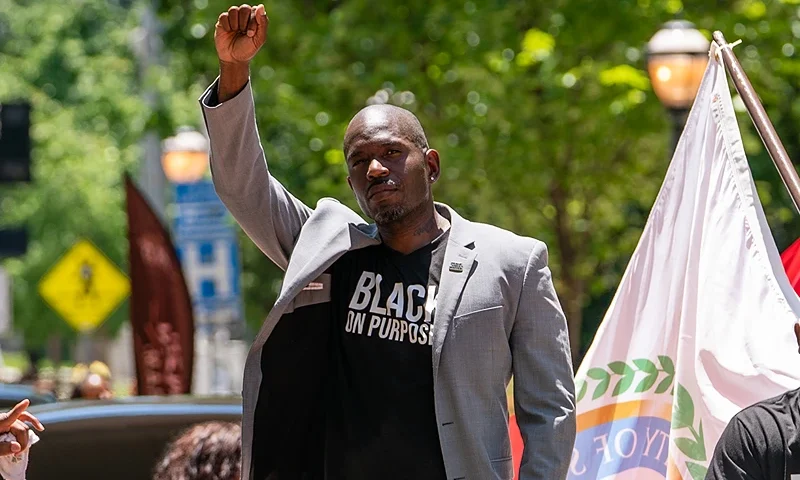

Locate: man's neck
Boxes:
[378,204,450,254]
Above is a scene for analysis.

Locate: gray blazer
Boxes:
[200,80,576,480]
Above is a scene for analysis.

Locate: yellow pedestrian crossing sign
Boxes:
[38,239,130,332]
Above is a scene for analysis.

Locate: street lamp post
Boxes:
[131,2,167,221]
[161,126,214,393]
[162,128,247,395]
[646,20,710,156]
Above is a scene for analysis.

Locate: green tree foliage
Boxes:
[0,0,146,348]
[3,0,800,360]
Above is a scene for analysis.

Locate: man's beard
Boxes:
[371,204,407,225]
[371,193,429,226]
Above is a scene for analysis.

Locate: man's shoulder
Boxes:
[709,387,800,479]
[460,217,545,257]
[294,198,375,250]
[312,197,368,224]
[731,386,800,437]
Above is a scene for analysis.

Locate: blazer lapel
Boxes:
[432,205,476,380]
[281,201,380,298]
[251,200,380,350]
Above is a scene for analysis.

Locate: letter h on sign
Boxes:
[180,240,234,308]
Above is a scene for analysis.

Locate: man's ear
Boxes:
[426,149,441,183]
[347,176,354,192]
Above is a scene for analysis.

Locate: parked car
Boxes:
[0,383,56,409]
[26,396,241,480]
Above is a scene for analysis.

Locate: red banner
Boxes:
[125,175,194,395]
[782,237,800,296]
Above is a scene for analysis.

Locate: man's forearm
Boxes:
[218,61,250,103]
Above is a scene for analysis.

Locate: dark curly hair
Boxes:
[153,421,241,480]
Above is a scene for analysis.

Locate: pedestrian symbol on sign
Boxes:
[80,261,94,297]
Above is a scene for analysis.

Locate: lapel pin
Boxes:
[449,262,464,273]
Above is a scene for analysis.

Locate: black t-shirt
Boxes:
[706,387,800,479]
[325,231,450,480]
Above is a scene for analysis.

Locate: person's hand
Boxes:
[214,4,268,66]
[0,400,44,456]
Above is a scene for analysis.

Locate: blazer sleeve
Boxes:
[199,78,312,271]
[511,241,576,480]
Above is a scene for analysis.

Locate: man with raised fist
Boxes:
[201,4,576,479]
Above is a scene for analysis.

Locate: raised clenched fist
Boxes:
[214,4,268,65]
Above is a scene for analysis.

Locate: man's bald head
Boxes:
[343,104,429,156]
[342,102,440,227]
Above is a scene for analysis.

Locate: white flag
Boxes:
[569,53,800,479]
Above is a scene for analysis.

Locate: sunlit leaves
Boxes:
[739,0,768,19]
[517,29,555,67]
[599,65,651,91]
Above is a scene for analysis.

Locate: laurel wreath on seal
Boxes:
[575,356,708,480]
